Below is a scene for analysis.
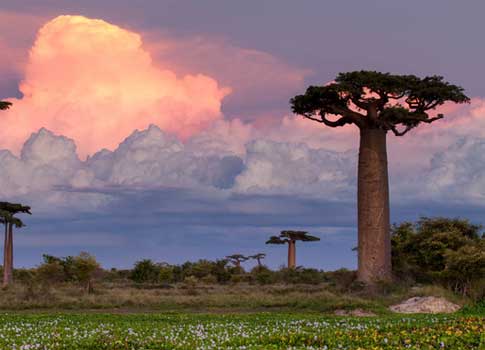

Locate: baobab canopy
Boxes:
[290,71,470,136]
[266,231,320,244]
[0,101,11,110]
[0,202,32,215]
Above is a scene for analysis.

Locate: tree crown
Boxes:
[266,230,320,244]
[0,202,32,215]
[0,100,12,110]
[290,70,470,136]
[0,202,31,227]
[225,254,248,262]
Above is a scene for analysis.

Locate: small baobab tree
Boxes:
[225,254,248,269]
[0,100,11,110]
[291,71,469,283]
[266,231,320,269]
[0,202,31,287]
[249,253,266,268]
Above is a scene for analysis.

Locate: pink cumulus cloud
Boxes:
[1,15,229,158]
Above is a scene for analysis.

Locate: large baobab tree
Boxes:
[0,202,31,287]
[266,231,320,269]
[291,71,469,283]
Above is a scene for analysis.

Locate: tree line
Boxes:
[4,217,484,301]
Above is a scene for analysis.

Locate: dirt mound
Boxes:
[390,296,460,314]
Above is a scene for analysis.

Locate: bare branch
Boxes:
[389,114,443,136]
[407,113,444,124]
[350,98,368,110]
[390,124,414,137]
[302,113,354,128]
[329,106,366,127]
[387,92,406,100]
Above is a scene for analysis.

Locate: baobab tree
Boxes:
[266,231,320,269]
[249,253,266,268]
[225,254,248,269]
[291,71,469,283]
[0,202,31,287]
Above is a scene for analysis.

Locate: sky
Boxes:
[1,1,485,270]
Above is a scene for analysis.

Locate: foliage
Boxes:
[36,260,66,285]
[251,266,275,285]
[0,313,482,349]
[130,259,161,283]
[0,100,11,110]
[225,254,248,268]
[392,217,485,298]
[71,252,100,292]
[278,267,324,285]
[291,70,470,136]
[266,230,320,244]
[324,268,358,291]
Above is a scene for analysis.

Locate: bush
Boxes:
[159,265,174,283]
[36,261,65,285]
[324,268,357,291]
[278,267,325,285]
[441,243,485,297]
[251,266,275,285]
[71,252,100,293]
[391,217,485,297]
[130,259,161,284]
[200,274,218,284]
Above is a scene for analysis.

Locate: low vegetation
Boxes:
[0,312,483,349]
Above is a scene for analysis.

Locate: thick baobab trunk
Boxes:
[287,240,296,269]
[357,128,392,283]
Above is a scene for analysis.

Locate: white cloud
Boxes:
[234,139,356,197]
[1,111,485,213]
[426,137,485,202]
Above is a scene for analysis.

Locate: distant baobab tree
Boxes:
[225,254,248,269]
[0,202,31,287]
[249,253,266,268]
[0,100,11,110]
[266,231,319,269]
[291,71,469,283]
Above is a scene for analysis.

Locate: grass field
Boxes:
[0,312,483,349]
[0,283,466,314]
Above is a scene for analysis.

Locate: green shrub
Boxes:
[251,266,275,285]
[159,265,174,283]
[391,217,485,297]
[130,259,160,284]
[324,268,357,291]
[71,252,100,293]
[36,261,66,285]
[278,267,325,285]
